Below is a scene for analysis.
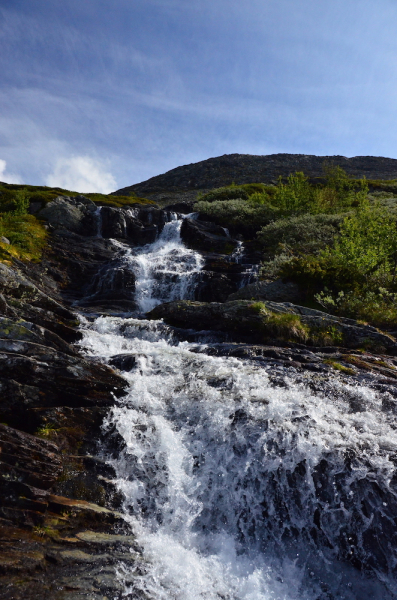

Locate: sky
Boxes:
[1,0,397,193]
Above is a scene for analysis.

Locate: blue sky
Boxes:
[1,0,397,192]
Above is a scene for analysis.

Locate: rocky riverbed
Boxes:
[2,192,397,599]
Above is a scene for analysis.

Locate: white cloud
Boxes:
[0,159,22,184]
[45,156,117,194]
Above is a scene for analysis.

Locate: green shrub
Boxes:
[315,288,397,328]
[194,199,281,237]
[199,186,249,203]
[13,188,30,215]
[257,213,342,257]
[264,312,309,343]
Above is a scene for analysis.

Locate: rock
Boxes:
[109,354,137,371]
[181,217,236,253]
[0,262,74,320]
[148,299,397,352]
[38,195,98,236]
[80,260,136,310]
[0,316,77,356]
[75,530,136,545]
[100,205,166,244]
[195,272,237,302]
[0,424,62,490]
[0,341,128,431]
[0,236,10,245]
[227,279,303,303]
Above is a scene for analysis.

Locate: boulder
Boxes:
[38,195,98,235]
[181,217,237,253]
[0,262,74,320]
[148,299,397,352]
[100,205,166,244]
[195,272,237,302]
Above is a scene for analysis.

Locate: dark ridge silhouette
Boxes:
[113,153,397,197]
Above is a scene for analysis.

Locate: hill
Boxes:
[113,153,397,197]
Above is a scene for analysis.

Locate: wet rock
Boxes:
[0,316,77,356]
[80,260,136,310]
[195,271,237,302]
[100,205,166,245]
[181,217,236,253]
[0,424,62,490]
[148,299,397,352]
[109,354,137,371]
[0,262,74,320]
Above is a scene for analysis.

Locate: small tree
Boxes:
[13,188,30,215]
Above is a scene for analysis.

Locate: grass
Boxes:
[0,182,154,211]
[249,302,346,346]
[323,359,355,375]
[0,213,47,263]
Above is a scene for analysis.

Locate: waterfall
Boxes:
[78,214,397,600]
[114,215,204,313]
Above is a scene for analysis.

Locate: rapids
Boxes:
[79,216,397,599]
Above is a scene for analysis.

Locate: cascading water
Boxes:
[114,214,204,313]
[78,215,397,600]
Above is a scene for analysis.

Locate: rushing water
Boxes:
[79,216,397,599]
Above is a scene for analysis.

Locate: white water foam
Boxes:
[77,211,397,599]
[80,317,397,600]
[112,216,204,313]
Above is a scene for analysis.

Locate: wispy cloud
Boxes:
[45,156,116,194]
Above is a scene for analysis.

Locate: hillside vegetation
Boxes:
[194,167,397,328]
[0,182,153,263]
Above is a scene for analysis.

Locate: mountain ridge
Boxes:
[113,153,397,197]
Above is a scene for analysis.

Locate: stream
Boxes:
[78,216,397,599]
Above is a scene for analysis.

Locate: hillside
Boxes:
[113,153,397,197]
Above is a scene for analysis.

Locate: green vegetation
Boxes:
[323,359,355,375]
[195,166,397,329]
[248,302,346,345]
[0,182,154,264]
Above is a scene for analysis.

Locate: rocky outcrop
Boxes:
[0,254,131,598]
[148,299,397,353]
[181,217,236,253]
[100,204,166,244]
[38,195,98,236]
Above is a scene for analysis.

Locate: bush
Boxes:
[257,213,342,257]
[198,183,271,204]
[194,199,281,237]
[315,288,397,328]
[199,186,249,203]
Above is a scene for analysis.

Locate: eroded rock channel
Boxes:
[2,195,397,599]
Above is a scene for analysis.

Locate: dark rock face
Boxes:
[180,217,236,253]
[227,279,303,303]
[114,153,397,196]
[100,205,166,244]
[0,424,62,491]
[0,250,133,597]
